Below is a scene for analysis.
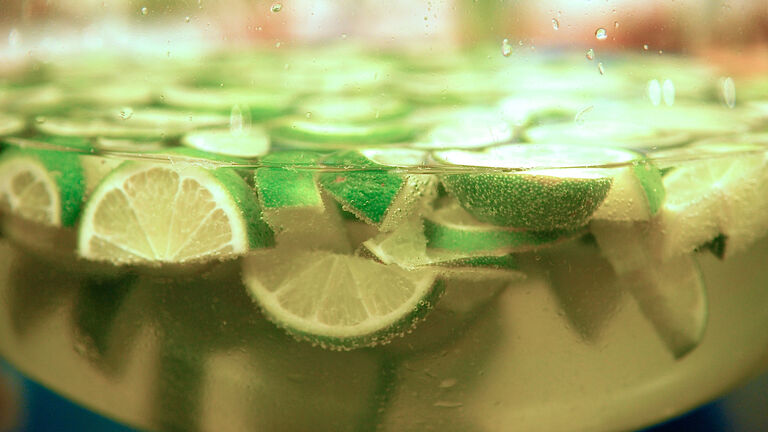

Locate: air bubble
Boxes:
[270,3,282,13]
[119,107,134,120]
[141,7,148,15]
[552,18,560,30]
[643,44,649,50]
[585,48,594,61]
[230,104,251,136]
[501,38,512,57]
[185,16,191,23]
[595,28,607,40]
[8,29,20,47]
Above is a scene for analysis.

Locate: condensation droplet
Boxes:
[552,18,560,30]
[270,3,282,13]
[597,62,605,75]
[140,7,148,15]
[647,79,661,106]
[662,79,675,106]
[586,48,594,61]
[119,107,134,120]
[501,38,512,57]
[595,28,607,40]
[721,77,736,108]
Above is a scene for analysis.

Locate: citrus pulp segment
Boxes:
[319,150,438,232]
[242,249,442,350]
[620,254,708,359]
[0,148,85,227]
[590,160,665,221]
[78,161,273,264]
[434,144,639,230]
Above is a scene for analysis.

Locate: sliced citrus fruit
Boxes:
[78,162,273,264]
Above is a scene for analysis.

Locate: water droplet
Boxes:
[585,48,594,61]
[433,401,463,408]
[270,3,282,13]
[275,41,282,48]
[643,44,649,50]
[341,33,347,39]
[501,38,512,57]
[614,21,619,30]
[597,62,605,75]
[8,28,21,47]
[305,112,312,119]
[119,107,134,120]
[647,79,661,106]
[662,79,675,106]
[185,16,191,23]
[141,7,148,15]
[229,104,251,136]
[595,28,607,40]
[551,18,560,30]
[721,77,736,108]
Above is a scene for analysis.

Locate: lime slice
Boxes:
[78,162,274,264]
[0,113,26,136]
[498,95,587,127]
[590,159,665,221]
[270,117,418,149]
[242,248,442,350]
[523,120,688,150]
[35,116,170,139]
[0,148,85,227]
[182,128,270,159]
[434,144,638,230]
[653,150,768,260]
[160,86,294,119]
[318,150,438,231]
[297,95,410,123]
[423,203,585,254]
[620,254,708,358]
[410,111,513,150]
[255,151,350,253]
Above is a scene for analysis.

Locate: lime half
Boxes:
[243,248,442,350]
[78,162,273,264]
[435,144,638,230]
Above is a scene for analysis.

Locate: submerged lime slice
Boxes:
[270,117,418,149]
[255,151,350,252]
[161,85,294,119]
[318,149,437,231]
[0,113,26,136]
[621,254,708,359]
[243,248,442,350]
[182,127,270,158]
[410,110,512,150]
[0,148,85,227]
[590,159,665,221]
[423,203,585,254]
[435,144,638,230]
[297,94,410,123]
[78,162,274,264]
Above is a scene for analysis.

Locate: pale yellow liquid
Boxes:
[1,215,767,432]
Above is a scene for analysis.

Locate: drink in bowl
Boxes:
[1,2,768,431]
